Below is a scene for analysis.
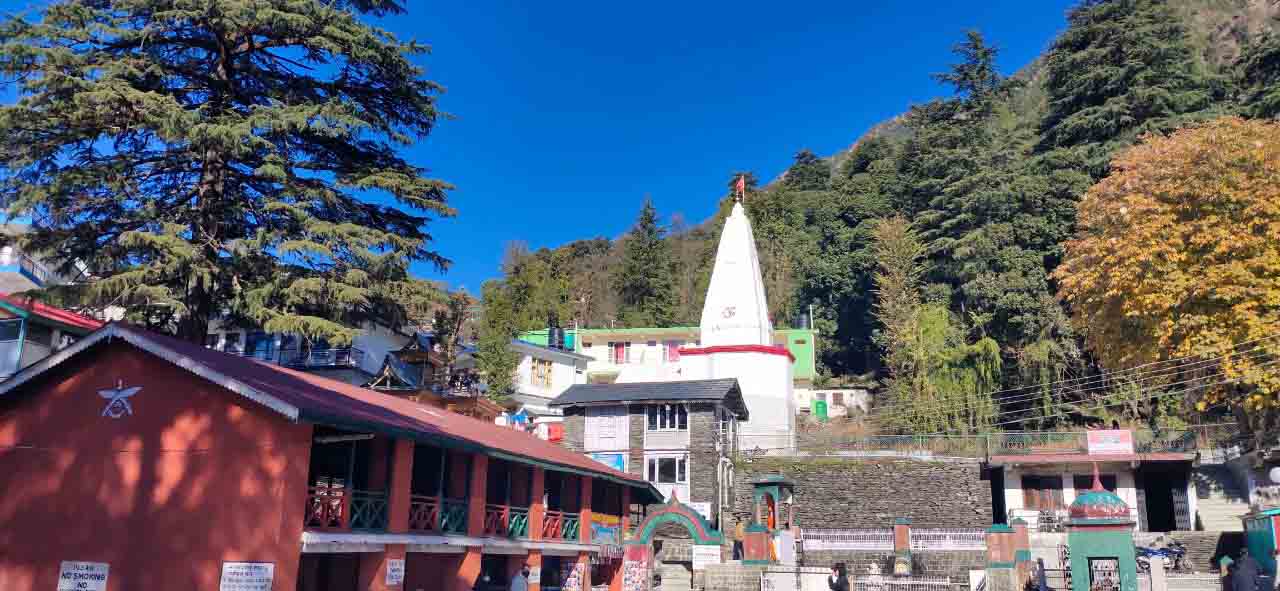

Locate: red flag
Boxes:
[735,175,746,199]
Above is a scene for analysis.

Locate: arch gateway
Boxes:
[622,498,724,591]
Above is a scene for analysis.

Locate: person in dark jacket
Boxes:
[828,563,850,591]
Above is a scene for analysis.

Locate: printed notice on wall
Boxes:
[385,559,405,586]
[686,502,712,522]
[691,545,721,571]
[219,562,275,591]
[57,561,109,591]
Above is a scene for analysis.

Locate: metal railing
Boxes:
[852,576,962,591]
[277,347,364,369]
[988,432,1087,455]
[349,490,388,530]
[909,528,986,551]
[407,495,467,535]
[801,529,894,551]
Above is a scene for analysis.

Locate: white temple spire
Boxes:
[698,201,773,347]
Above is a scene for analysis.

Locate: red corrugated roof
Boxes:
[96,324,653,496]
[0,294,104,332]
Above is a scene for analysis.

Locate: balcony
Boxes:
[541,509,581,541]
[482,504,530,538]
[407,495,468,535]
[304,486,388,531]
[278,347,364,369]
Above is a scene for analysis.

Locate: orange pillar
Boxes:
[579,476,593,543]
[467,453,489,537]
[611,486,631,591]
[359,544,407,591]
[530,467,546,540]
[387,439,415,533]
[454,547,483,591]
[527,549,544,591]
[574,551,591,591]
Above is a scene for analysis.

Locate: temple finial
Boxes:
[1091,462,1103,491]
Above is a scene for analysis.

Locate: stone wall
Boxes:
[734,457,993,529]
[689,403,721,514]
[799,550,986,581]
[562,407,585,452]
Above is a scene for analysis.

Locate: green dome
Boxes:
[1069,469,1131,524]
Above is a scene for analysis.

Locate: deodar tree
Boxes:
[1055,117,1280,443]
[0,0,452,344]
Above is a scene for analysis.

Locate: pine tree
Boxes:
[1237,31,1280,119]
[1036,0,1224,177]
[476,281,519,401]
[613,197,678,327]
[0,0,452,344]
[782,149,831,191]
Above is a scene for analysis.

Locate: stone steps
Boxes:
[1150,531,1246,573]
[1193,465,1248,532]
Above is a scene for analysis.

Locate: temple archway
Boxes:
[621,498,723,591]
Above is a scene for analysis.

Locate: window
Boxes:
[204,333,219,348]
[1022,475,1065,510]
[245,332,273,358]
[222,332,243,353]
[646,457,688,484]
[0,319,22,342]
[25,323,52,347]
[608,341,631,364]
[664,340,682,363]
[531,358,553,388]
[1072,474,1118,493]
[832,392,844,406]
[646,404,687,431]
[816,392,827,402]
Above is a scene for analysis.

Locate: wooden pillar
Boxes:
[358,544,406,591]
[453,547,483,591]
[467,453,489,537]
[387,439,415,533]
[579,475,593,544]
[530,467,546,540]
[620,487,632,533]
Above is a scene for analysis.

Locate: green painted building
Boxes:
[518,325,818,382]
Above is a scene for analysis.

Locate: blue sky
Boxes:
[385,0,1080,293]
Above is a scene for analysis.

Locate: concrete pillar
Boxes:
[387,439,415,533]
[893,517,912,576]
[986,524,1016,591]
[358,544,407,591]
[468,453,489,537]
[620,487,632,533]
[527,549,544,591]
[1012,519,1032,585]
[580,475,593,544]
[530,467,546,540]
[454,547,483,591]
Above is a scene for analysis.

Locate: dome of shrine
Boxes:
[1069,465,1131,523]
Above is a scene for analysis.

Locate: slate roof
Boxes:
[551,378,748,419]
[0,323,660,501]
[510,338,594,362]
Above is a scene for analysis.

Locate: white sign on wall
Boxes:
[57,561,109,591]
[528,566,542,583]
[385,559,405,586]
[219,562,275,591]
[691,545,722,571]
[687,502,712,522]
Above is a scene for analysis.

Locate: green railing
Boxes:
[440,499,468,534]
[350,490,388,530]
[483,504,530,538]
[408,495,468,535]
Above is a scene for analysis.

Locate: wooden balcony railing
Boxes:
[483,504,530,538]
[408,495,467,535]
[541,509,581,541]
[304,487,387,532]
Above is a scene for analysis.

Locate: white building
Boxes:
[505,339,593,416]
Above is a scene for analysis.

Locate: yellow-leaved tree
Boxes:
[1055,117,1280,444]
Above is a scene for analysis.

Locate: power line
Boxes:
[864,337,1280,425]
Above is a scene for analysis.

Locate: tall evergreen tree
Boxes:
[782,149,831,191]
[613,197,678,327]
[476,281,519,401]
[1237,31,1280,119]
[1036,0,1223,177]
[0,0,452,344]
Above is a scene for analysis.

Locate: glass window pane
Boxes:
[647,406,657,430]
[677,458,686,483]
[0,320,22,342]
[658,458,677,483]
[677,406,687,430]
[647,459,656,482]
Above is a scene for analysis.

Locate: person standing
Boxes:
[828,563,849,591]
[509,564,530,591]
[733,516,746,560]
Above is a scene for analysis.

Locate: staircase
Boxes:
[1193,465,1248,532]
[658,563,693,591]
[1163,531,1245,573]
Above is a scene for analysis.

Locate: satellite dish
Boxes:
[1269,466,1280,485]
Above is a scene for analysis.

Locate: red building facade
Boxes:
[0,324,657,591]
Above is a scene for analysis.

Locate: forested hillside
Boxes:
[481,0,1280,433]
